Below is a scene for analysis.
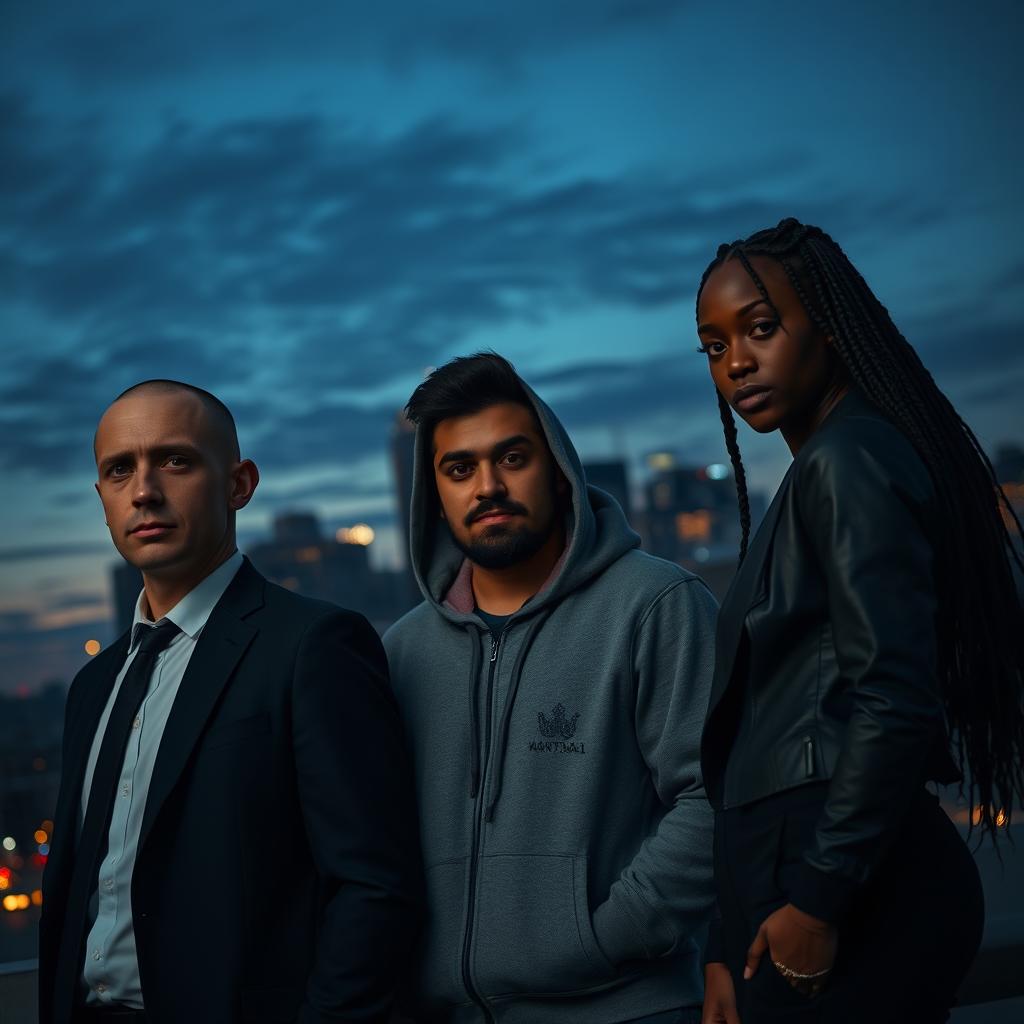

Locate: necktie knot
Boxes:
[134,619,182,656]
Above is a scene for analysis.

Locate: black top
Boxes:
[475,606,512,640]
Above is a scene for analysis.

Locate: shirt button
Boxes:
[133,716,141,729]
[92,950,102,961]
[121,783,130,797]
[103,879,114,892]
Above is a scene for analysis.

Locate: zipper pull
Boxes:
[802,735,814,777]
[490,635,500,663]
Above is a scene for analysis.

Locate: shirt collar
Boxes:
[130,550,244,648]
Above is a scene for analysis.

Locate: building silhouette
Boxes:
[582,460,633,527]
[638,454,766,601]
[995,443,1024,529]
[246,511,412,628]
[643,458,746,563]
[389,411,420,603]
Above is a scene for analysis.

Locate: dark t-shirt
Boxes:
[475,607,511,640]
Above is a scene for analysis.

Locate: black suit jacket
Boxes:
[701,391,959,923]
[40,558,422,1024]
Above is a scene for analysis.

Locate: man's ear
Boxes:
[229,459,260,511]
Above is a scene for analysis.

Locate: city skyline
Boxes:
[4,1,1024,695]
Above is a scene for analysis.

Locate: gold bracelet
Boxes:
[772,960,832,981]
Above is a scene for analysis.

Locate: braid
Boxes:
[695,217,1024,847]
[717,391,751,562]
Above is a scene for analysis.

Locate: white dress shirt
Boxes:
[80,550,243,1007]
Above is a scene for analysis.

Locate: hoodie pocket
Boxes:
[472,853,615,997]
[413,858,471,1010]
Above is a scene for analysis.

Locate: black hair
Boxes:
[404,352,534,442]
[111,379,240,460]
[695,217,1024,844]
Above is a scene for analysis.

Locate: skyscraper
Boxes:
[640,455,766,589]
[582,460,633,527]
[390,410,420,602]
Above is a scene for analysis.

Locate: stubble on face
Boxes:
[451,504,554,569]
[432,402,563,571]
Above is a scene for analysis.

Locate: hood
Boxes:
[408,373,640,622]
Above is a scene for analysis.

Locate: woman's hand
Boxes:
[744,903,837,997]
[702,961,740,1024]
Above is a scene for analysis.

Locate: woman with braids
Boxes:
[693,218,1023,1023]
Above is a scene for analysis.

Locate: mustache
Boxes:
[465,499,529,527]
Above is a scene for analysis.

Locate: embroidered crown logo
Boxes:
[538,703,580,740]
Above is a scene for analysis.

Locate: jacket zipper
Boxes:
[802,735,815,777]
[461,631,502,1022]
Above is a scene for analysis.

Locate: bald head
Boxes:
[96,380,240,464]
[93,379,259,606]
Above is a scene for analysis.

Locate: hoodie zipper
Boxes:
[461,629,502,1022]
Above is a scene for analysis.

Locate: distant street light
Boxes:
[337,524,375,546]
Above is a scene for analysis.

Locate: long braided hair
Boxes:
[695,217,1024,844]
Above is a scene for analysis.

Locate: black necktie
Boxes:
[57,619,182,984]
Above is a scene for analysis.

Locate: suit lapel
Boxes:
[706,465,795,716]
[139,560,264,850]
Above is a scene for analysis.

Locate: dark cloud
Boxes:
[529,360,637,389]
[0,610,35,636]
[536,351,715,437]
[899,308,1024,388]
[0,94,1010,491]
[46,590,107,612]
[246,399,396,472]
[51,489,96,506]
[7,2,688,87]
[0,541,111,564]
[258,473,393,507]
[0,329,251,473]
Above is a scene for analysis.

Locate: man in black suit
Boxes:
[40,380,421,1024]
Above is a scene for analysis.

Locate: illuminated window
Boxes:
[676,510,712,542]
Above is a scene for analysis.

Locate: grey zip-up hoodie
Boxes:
[384,378,718,1024]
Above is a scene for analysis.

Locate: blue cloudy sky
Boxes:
[2,0,1022,693]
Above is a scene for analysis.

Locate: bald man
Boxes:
[40,380,421,1024]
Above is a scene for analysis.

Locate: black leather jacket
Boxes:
[701,390,959,922]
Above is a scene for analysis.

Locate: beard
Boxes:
[452,519,553,570]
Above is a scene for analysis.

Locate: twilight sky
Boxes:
[2,0,1022,693]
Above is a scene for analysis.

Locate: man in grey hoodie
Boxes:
[384,353,717,1024]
